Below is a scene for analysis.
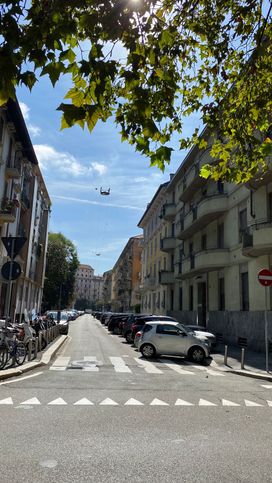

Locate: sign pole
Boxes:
[265,285,269,373]
[5,238,15,327]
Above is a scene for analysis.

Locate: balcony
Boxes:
[5,158,21,180]
[181,248,230,279]
[178,164,206,202]
[158,270,175,285]
[242,221,272,257]
[161,203,176,221]
[0,198,17,225]
[177,194,228,240]
[160,236,176,252]
[143,276,157,289]
[174,261,183,279]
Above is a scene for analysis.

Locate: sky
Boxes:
[17,74,196,276]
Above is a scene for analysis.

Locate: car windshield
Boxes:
[176,323,192,334]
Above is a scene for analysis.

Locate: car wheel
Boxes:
[125,331,133,344]
[188,346,205,363]
[140,344,156,358]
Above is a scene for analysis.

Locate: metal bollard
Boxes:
[34,338,38,359]
[241,347,245,369]
[224,345,228,365]
[45,329,48,346]
[38,332,42,352]
[28,339,33,361]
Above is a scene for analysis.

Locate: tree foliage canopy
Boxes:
[42,232,79,311]
[1,0,272,182]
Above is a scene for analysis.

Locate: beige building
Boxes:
[0,99,51,321]
[74,264,94,301]
[102,270,112,310]
[111,235,143,312]
[139,129,272,352]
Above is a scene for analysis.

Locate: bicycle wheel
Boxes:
[15,342,27,366]
[0,348,8,370]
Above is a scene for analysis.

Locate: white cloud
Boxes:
[28,124,42,138]
[91,162,107,175]
[19,102,30,120]
[34,144,90,177]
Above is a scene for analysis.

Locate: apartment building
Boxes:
[0,99,51,321]
[139,128,272,351]
[90,275,104,304]
[74,264,94,301]
[102,270,112,310]
[138,181,176,315]
[111,235,143,312]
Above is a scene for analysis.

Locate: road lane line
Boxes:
[0,371,43,385]
[159,359,195,375]
[134,358,163,374]
[109,357,132,373]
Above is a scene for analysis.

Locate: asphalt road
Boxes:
[0,314,272,483]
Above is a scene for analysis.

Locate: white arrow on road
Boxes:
[244,399,263,407]
[74,398,94,405]
[48,398,67,405]
[20,397,41,405]
[124,398,144,406]
[0,397,13,405]
[150,398,169,406]
[175,399,194,406]
[199,399,217,406]
[222,399,240,407]
[99,398,119,406]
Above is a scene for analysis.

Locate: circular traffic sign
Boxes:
[258,268,272,286]
[1,261,22,281]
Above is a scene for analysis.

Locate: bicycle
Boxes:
[0,326,27,369]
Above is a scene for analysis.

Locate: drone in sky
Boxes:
[95,187,111,196]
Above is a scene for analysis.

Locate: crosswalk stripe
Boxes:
[191,365,225,377]
[50,356,70,370]
[109,357,132,373]
[261,385,272,389]
[267,400,272,407]
[160,359,195,375]
[134,358,163,374]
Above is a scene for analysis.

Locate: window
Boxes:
[179,287,183,311]
[0,117,4,142]
[241,272,249,311]
[218,223,224,248]
[239,208,247,242]
[219,277,225,311]
[156,324,179,335]
[201,234,207,250]
[143,324,153,333]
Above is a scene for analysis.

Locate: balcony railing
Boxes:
[161,203,176,221]
[242,219,272,257]
[160,236,176,252]
[180,248,230,278]
[158,270,175,285]
[0,197,18,224]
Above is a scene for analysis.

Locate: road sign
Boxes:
[1,237,27,259]
[258,268,272,286]
[1,261,22,280]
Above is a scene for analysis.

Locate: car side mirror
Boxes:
[178,331,186,336]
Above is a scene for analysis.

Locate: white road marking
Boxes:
[199,399,217,406]
[135,358,163,374]
[50,356,70,370]
[150,398,169,406]
[83,356,99,372]
[0,397,13,405]
[20,397,41,405]
[267,400,272,406]
[124,398,144,406]
[109,357,132,373]
[261,384,272,389]
[48,398,67,405]
[222,399,240,407]
[0,371,43,385]
[175,399,194,406]
[100,398,118,406]
[74,398,94,405]
[244,399,263,407]
[160,359,195,375]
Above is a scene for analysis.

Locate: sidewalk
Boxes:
[0,334,68,381]
[212,344,272,381]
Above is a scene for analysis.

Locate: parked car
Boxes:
[126,315,177,344]
[137,321,210,363]
[185,325,216,349]
[45,310,70,335]
[108,314,131,334]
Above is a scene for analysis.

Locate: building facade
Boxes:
[0,99,51,321]
[111,235,143,312]
[74,264,94,301]
[102,270,112,310]
[138,128,272,352]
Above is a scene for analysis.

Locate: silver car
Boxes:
[137,321,210,363]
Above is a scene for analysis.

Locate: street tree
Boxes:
[42,232,79,311]
[1,1,272,182]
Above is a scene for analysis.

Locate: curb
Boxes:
[227,369,272,381]
[0,335,68,381]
